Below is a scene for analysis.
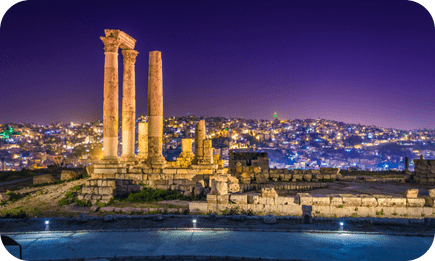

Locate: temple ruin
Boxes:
[82,30,236,203]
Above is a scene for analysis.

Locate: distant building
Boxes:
[229,151,269,173]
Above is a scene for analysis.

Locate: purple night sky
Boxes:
[0,0,434,130]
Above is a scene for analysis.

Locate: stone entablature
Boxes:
[413,159,435,185]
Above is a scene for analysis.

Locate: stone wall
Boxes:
[239,182,327,193]
[229,151,269,173]
[33,174,56,185]
[189,189,435,219]
[413,159,435,185]
[233,166,341,184]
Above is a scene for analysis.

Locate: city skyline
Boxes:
[1,0,435,130]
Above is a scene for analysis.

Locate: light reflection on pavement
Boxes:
[1,229,434,261]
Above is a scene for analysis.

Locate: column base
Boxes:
[119,155,136,163]
[102,156,119,164]
[149,155,167,169]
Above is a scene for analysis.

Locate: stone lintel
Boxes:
[104,29,136,50]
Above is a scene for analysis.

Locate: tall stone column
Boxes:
[138,122,148,160]
[101,36,121,161]
[195,120,206,163]
[120,50,139,162]
[148,51,166,167]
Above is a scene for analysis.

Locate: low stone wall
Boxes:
[33,174,56,185]
[98,206,185,214]
[234,167,341,183]
[240,182,327,193]
[190,192,435,218]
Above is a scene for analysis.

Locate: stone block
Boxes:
[61,170,79,180]
[261,188,278,198]
[298,193,312,205]
[230,193,247,204]
[258,197,267,205]
[162,169,177,174]
[217,194,229,204]
[361,197,377,207]
[265,197,276,205]
[94,168,118,174]
[98,187,115,195]
[189,202,208,213]
[82,186,96,194]
[329,196,343,206]
[376,198,392,207]
[312,196,330,206]
[423,196,434,207]
[303,174,312,181]
[391,198,407,207]
[247,193,261,204]
[405,189,419,198]
[342,197,362,206]
[429,189,435,198]
[293,174,303,180]
[207,194,217,203]
[406,198,425,207]
[323,174,331,180]
[33,174,56,185]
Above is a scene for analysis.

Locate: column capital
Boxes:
[100,36,121,53]
[122,49,139,64]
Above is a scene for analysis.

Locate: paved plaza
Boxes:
[2,230,434,261]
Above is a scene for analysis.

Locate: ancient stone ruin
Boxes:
[82,30,235,204]
[412,158,435,185]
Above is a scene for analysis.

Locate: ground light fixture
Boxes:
[193,219,197,229]
[45,220,50,231]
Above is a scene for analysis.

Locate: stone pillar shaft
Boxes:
[195,120,206,161]
[121,50,139,160]
[101,36,121,160]
[148,51,166,165]
[138,122,148,159]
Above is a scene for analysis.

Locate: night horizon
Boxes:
[1,0,435,130]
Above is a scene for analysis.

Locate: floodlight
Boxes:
[193,219,197,223]
[45,220,49,225]
[340,222,344,226]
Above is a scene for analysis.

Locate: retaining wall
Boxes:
[190,194,435,219]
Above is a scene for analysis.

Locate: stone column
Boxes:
[203,139,214,164]
[405,157,409,172]
[120,50,139,162]
[138,122,148,160]
[180,138,194,158]
[195,120,206,162]
[100,36,121,161]
[148,51,166,167]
